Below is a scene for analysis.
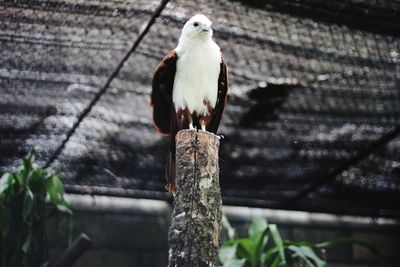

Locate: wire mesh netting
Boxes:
[1,0,399,217]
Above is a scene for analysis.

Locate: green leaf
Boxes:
[269,224,286,265]
[29,172,47,198]
[30,168,47,183]
[222,215,236,240]
[231,219,271,267]
[26,149,36,164]
[262,247,279,264]
[237,236,266,267]
[221,258,246,267]
[19,149,36,185]
[249,218,268,239]
[17,168,26,186]
[219,242,239,263]
[236,238,254,261]
[0,173,14,196]
[56,204,73,216]
[46,174,64,204]
[22,188,34,221]
[0,149,74,267]
[289,245,326,267]
[289,248,314,267]
[22,232,31,253]
[270,253,282,267]
[247,218,269,267]
[255,235,269,266]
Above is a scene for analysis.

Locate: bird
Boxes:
[150,14,228,194]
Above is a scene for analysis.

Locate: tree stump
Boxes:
[168,129,222,267]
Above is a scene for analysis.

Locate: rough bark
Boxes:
[168,129,222,267]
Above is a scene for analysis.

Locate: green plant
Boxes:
[0,149,72,267]
[219,217,388,267]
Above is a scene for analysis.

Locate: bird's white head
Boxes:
[178,14,213,44]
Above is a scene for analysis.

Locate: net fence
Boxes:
[1,0,399,217]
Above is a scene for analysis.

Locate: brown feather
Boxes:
[208,55,228,133]
[151,50,178,134]
[165,150,176,195]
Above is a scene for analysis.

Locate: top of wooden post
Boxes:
[175,129,220,150]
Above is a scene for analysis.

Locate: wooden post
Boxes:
[168,129,222,267]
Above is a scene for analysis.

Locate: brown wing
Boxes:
[151,50,178,134]
[208,54,228,133]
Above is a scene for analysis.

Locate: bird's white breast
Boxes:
[173,41,221,115]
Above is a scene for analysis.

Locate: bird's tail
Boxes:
[165,149,176,195]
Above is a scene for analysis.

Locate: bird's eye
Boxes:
[193,22,199,27]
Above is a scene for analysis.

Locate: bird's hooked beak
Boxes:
[200,24,211,33]
[201,27,209,32]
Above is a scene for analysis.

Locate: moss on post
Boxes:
[168,129,222,267]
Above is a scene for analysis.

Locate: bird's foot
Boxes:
[189,123,195,130]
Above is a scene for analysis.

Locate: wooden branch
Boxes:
[168,129,222,267]
[50,233,93,267]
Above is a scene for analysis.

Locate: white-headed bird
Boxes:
[151,14,228,194]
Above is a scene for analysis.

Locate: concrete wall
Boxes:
[47,195,400,266]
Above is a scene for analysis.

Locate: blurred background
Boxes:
[1,0,400,266]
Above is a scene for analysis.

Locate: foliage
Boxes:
[0,149,72,267]
[219,217,389,267]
